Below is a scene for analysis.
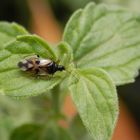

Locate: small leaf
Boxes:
[10,124,43,140]
[70,68,118,140]
[0,22,28,36]
[70,115,92,140]
[0,95,34,140]
[10,123,74,140]
[0,22,28,49]
[43,125,74,140]
[17,35,56,60]
[55,41,73,66]
[0,34,63,97]
[63,2,140,85]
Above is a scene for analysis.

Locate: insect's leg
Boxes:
[47,74,53,80]
[34,69,40,79]
[35,69,39,74]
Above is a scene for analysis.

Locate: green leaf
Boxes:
[17,35,56,60]
[55,42,73,67]
[10,123,74,140]
[0,22,28,49]
[70,115,92,140]
[0,34,63,97]
[43,125,74,140]
[70,68,118,140]
[10,124,43,140]
[63,2,140,85]
[0,95,34,140]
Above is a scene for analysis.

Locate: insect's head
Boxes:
[57,65,65,71]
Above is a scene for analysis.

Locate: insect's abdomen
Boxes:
[46,62,56,74]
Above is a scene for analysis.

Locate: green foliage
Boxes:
[70,115,92,140]
[103,0,140,12]
[0,2,140,140]
[0,34,65,97]
[17,35,57,60]
[63,3,140,85]
[10,123,73,140]
[55,42,73,67]
[10,124,43,140]
[0,22,28,50]
[70,68,118,140]
[0,96,33,140]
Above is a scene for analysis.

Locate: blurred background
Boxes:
[0,0,140,140]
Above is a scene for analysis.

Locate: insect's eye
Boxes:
[36,60,40,64]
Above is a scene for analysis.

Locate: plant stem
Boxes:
[51,85,61,115]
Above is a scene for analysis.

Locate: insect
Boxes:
[17,55,65,76]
